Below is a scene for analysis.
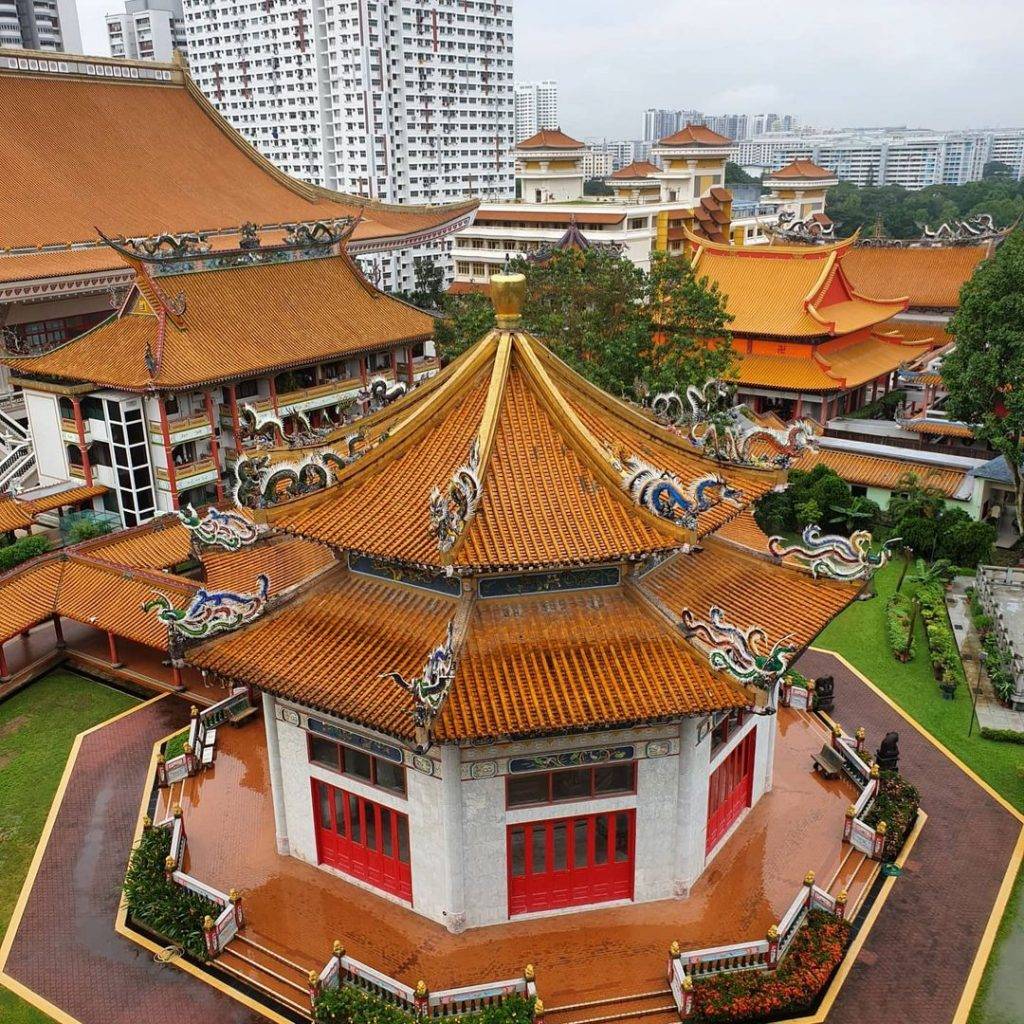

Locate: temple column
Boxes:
[203,390,225,503]
[440,744,467,933]
[227,385,242,452]
[266,377,284,445]
[673,717,709,897]
[359,356,368,387]
[406,347,415,387]
[262,691,290,855]
[794,394,803,420]
[106,630,124,669]
[70,396,93,487]
[157,395,179,511]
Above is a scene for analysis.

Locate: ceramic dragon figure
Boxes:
[621,459,741,530]
[177,503,260,551]
[429,439,482,553]
[360,376,408,409]
[239,403,285,442]
[143,574,270,642]
[381,620,457,726]
[681,605,797,687]
[767,526,900,581]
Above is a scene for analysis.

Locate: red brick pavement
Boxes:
[2,694,271,1024]
[796,650,1023,1024]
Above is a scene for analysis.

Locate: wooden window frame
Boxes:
[306,733,407,797]
[505,761,637,810]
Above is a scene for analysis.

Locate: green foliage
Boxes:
[886,592,917,659]
[917,581,967,692]
[0,534,50,573]
[436,248,735,400]
[982,632,1018,704]
[845,388,906,420]
[751,490,790,536]
[752,465,872,538]
[725,162,757,185]
[795,499,821,528]
[164,728,189,760]
[314,987,534,1024]
[828,496,882,534]
[979,726,1024,745]
[945,229,1024,534]
[862,772,920,861]
[392,256,447,312]
[584,177,614,196]
[122,827,219,960]
[65,518,114,544]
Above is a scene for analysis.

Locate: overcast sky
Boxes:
[76,0,1023,138]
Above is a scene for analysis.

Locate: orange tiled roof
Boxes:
[639,540,858,651]
[474,210,625,227]
[767,160,835,181]
[690,230,908,338]
[0,58,476,254]
[0,499,36,534]
[610,161,661,180]
[5,250,433,391]
[188,569,457,739]
[516,128,586,150]
[791,447,966,498]
[434,586,747,742]
[843,246,988,310]
[0,557,64,637]
[885,318,950,346]
[0,484,107,533]
[271,329,780,570]
[899,418,975,439]
[712,508,771,554]
[659,124,732,147]
[79,515,191,569]
[202,534,336,596]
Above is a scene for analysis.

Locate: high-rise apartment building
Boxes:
[641,107,701,141]
[1,0,82,51]
[106,0,185,61]
[514,79,558,143]
[182,0,514,291]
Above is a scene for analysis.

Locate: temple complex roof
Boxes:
[843,245,990,310]
[610,161,661,180]
[688,229,909,338]
[658,125,732,147]
[4,241,433,391]
[765,160,836,181]
[0,483,107,533]
[0,51,476,273]
[516,128,586,150]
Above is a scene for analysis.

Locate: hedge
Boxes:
[122,826,219,960]
[690,910,851,1023]
[0,534,50,573]
[982,633,1017,704]
[314,987,534,1024]
[863,771,920,861]
[979,726,1024,745]
[917,582,966,693]
[885,592,916,661]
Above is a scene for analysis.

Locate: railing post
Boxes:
[203,915,218,959]
[142,814,152,833]
[844,803,856,842]
[872,821,887,860]
[308,969,321,1009]
[870,762,880,796]
[835,890,848,921]
[779,679,791,707]
[804,870,815,907]
[533,996,545,1024]
[524,963,537,999]
[414,980,430,1016]
[164,855,176,882]
[830,723,842,751]
[855,727,866,754]
[805,678,815,710]
[230,888,245,929]
[681,976,694,1019]
[183,742,198,777]
[156,754,168,788]
[173,803,185,843]
[333,939,345,974]
[766,925,780,968]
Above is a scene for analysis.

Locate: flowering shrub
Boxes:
[885,593,916,660]
[917,582,966,692]
[863,771,919,861]
[690,911,850,1023]
[314,987,534,1024]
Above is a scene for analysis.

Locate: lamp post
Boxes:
[968,650,987,738]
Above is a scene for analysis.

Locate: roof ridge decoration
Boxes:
[619,460,741,531]
[766,525,899,580]
[177,503,261,552]
[429,438,483,554]
[381,618,457,741]
[234,450,351,509]
[770,210,837,246]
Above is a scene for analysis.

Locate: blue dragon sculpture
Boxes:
[143,574,270,641]
[767,526,900,581]
[621,457,742,529]
[429,439,482,553]
[680,605,797,687]
[177,503,260,551]
[380,620,457,726]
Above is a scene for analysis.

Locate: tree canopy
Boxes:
[944,228,1024,533]
[435,248,735,399]
[725,162,758,185]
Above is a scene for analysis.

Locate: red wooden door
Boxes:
[312,780,412,901]
[706,729,756,854]
[507,810,634,915]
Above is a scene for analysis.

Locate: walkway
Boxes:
[0,694,271,1024]
[797,649,1023,1024]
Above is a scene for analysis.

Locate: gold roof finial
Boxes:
[490,258,525,328]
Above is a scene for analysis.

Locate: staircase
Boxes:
[0,411,35,493]
[827,847,876,914]
[544,989,679,1024]
[218,930,317,1020]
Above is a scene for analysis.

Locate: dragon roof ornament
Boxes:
[619,458,741,530]
[858,213,1008,249]
[770,210,835,245]
[429,438,482,553]
[381,620,457,729]
[233,449,358,509]
[767,525,900,581]
[681,605,797,691]
[177,503,261,551]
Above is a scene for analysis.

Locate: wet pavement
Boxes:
[1,693,271,1024]
[797,649,1023,1024]
[173,707,859,1007]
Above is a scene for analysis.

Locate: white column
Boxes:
[673,717,709,897]
[440,744,467,933]
[262,692,290,855]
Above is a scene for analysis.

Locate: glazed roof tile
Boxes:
[79,515,191,569]
[6,252,433,391]
[843,246,988,310]
[791,447,966,497]
[517,129,586,150]
[0,558,63,637]
[0,484,107,533]
[201,534,336,596]
[766,160,836,181]
[659,124,732,147]
[434,586,747,742]
[0,63,476,253]
[610,161,661,180]
[690,230,908,338]
[899,418,975,439]
[711,508,771,554]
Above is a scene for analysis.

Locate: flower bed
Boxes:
[862,771,920,861]
[885,592,916,661]
[690,911,851,1023]
[917,582,966,695]
[122,826,219,960]
[314,987,534,1024]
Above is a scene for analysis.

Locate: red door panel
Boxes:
[312,780,412,901]
[508,810,634,915]
[706,729,756,854]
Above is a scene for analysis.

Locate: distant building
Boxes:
[514,80,558,143]
[0,0,81,51]
[642,107,702,141]
[106,0,185,62]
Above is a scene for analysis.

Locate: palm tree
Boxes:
[827,496,877,534]
[907,557,953,589]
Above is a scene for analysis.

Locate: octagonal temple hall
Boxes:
[172,273,860,932]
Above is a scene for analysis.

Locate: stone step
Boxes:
[545,990,679,1024]
[216,948,313,1020]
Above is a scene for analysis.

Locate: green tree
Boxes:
[983,160,1014,181]
[584,177,614,196]
[827,495,881,534]
[725,162,757,185]
[907,557,953,588]
[945,229,1024,535]
[392,256,446,312]
[435,291,496,362]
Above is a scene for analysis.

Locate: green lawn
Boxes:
[0,670,138,1024]
[813,559,1024,1024]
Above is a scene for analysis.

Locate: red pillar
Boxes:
[106,630,124,668]
[157,395,179,511]
[171,665,184,690]
[203,390,225,503]
[70,396,93,487]
[266,377,283,445]
[359,356,368,386]
[227,385,242,452]
[406,347,414,387]
[0,641,9,681]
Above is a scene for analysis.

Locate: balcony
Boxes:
[148,414,212,444]
[395,356,440,383]
[155,456,218,488]
[60,417,90,443]
[276,377,364,415]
